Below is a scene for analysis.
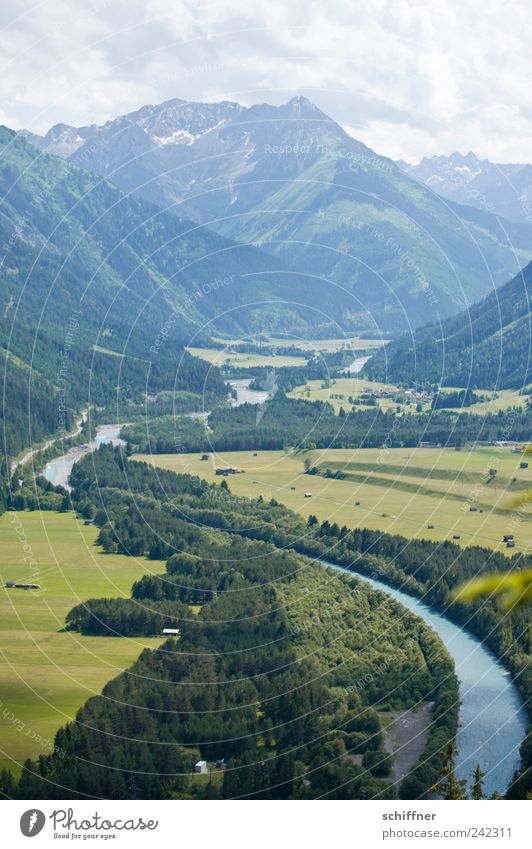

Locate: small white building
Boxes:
[162,628,180,636]
[195,760,208,774]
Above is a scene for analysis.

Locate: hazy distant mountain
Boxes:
[23,97,532,332]
[400,152,532,224]
[365,261,532,390]
[21,97,357,215]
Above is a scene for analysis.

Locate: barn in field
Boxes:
[195,760,208,774]
[2,581,41,590]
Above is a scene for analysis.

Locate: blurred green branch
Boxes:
[453,569,532,611]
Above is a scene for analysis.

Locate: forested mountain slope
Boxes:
[0,127,334,457]
[365,262,532,390]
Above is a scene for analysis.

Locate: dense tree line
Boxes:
[1,445,458,801]
[0,452,8,515]
[122,394,532,456]
[121,415,208,454]
[1,341,228,461]
[431,389,483,410]
[66,597,189,637]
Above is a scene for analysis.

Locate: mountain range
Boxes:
[22,96,532,332]
[5,93,532,456]
[0,125,335,456]
[399,152,532,225]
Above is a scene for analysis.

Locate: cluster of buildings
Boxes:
[360,386,432,404]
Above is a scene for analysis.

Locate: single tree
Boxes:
[432,741,467,799]
[471,763,486,800]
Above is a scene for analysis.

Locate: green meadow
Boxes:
[267,336,387,352]
[210,335,387,352]
[187,336,387,369]
[0,511,166,775]
[288,377,526,415]
[439,388,526,414]
[186,346,308,368]
[140,445,532,555]
[288,376,418,412]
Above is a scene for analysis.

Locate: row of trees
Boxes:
[123,393,532,455]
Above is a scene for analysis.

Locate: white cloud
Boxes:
[0,0,531,162]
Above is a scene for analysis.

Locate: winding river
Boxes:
[324,560,527,797]
[235,356,526,793]
[343,354,372,375]
[43,423,124,490]
[42,414,528,796]
[227,378,270,406]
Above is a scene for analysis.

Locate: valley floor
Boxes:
[138,445,532,554]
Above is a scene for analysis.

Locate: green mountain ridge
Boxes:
[365,261,532,390]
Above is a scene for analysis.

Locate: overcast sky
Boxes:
[0,0,531,163]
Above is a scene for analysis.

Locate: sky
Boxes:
[0,0,531,163]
